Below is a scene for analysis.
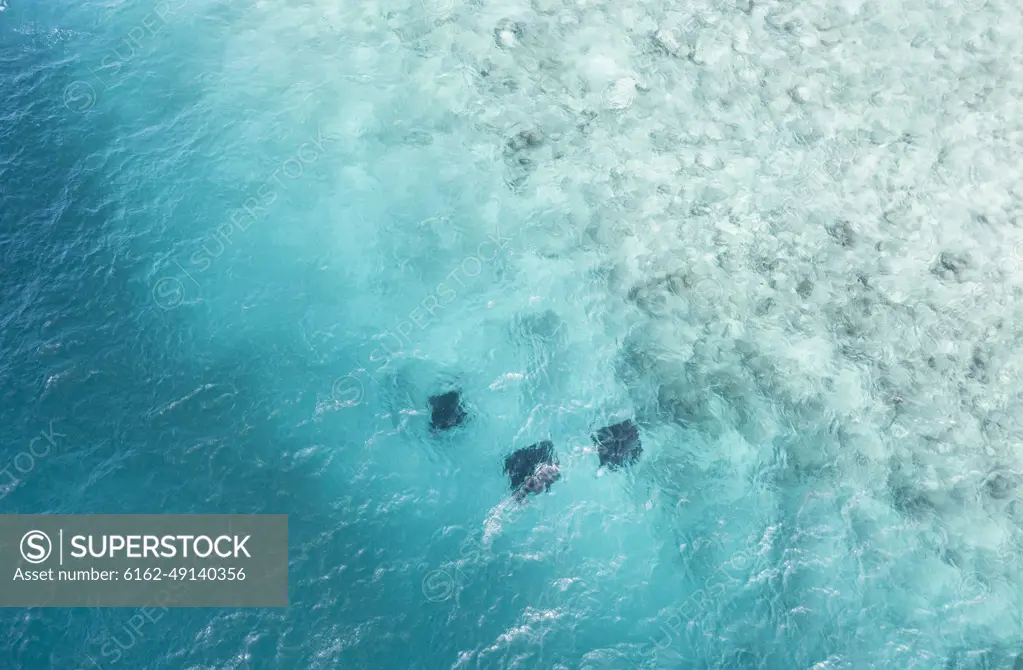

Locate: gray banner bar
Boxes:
[0,515,287,607]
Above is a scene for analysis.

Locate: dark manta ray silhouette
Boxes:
[504,440,561,502]
[429,390,467,430]
[593,419,642,469]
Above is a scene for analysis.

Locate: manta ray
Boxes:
[593,419,642,469]
[504,440,561,502]
[429,389,467,430]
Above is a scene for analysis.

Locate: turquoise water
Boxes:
[3,0,1023,667]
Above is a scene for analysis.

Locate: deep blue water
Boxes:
[4,0,1023,667]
